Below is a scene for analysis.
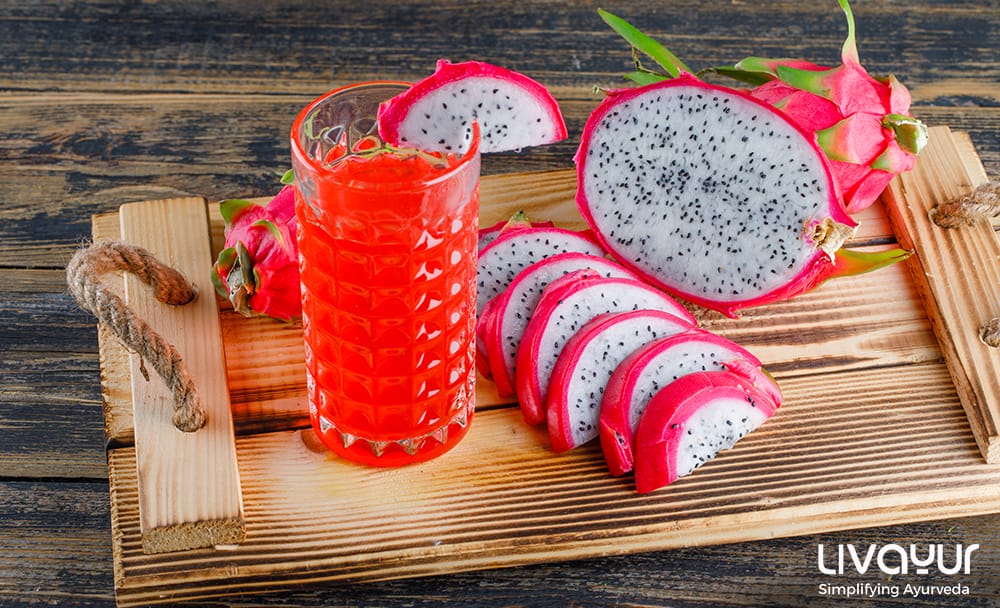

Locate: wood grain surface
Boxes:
[2,1,999,607]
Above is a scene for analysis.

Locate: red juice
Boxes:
[291,83,480,467]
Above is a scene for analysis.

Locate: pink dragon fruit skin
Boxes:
[212,185,302,322]
[633,369,781,494]
[734,0,928,213]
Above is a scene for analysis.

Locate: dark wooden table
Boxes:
[3,1,999,606]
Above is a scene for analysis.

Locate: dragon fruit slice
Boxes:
[377,59,568,154]
[211,185,301,321]
[515,269,696,426]
[633,369,781,494]
[475,225,604,316]
[575,73,909,318]
[599,329,772,476]
[545,310,693,453]
[481,252,639,398]
[478,211,555,251]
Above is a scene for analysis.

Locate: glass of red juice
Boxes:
[290,82,480,467]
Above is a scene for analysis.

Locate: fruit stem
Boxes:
[831,246,912,278]
[809,218,856,261]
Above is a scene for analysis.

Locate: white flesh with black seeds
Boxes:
[580,83,833,300]
[559,314,688,447]
[676,397,768,477]
[475,229,603,315]
[393,78,557,154]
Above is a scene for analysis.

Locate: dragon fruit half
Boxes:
[377,59,568,154]
[211,185,301,322]
[633,369,781,494]
[599,2,928,214]
[575,73,909,317]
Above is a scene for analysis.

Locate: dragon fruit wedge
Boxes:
[481,252,639,398]
[476,225,604,316]
[545,310,692,453]
[515,269,696,426]
[599,329,773,476]
[478,211,555,251]
[377,59,568,154]
[575,73,910,318]
[211,185,301,322]
[599,2,928,215]
[633,369,781,494]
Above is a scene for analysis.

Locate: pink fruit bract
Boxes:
[737,0,929,213]
[545,310,692,453]
[211,185,301,321]
[574,73,909,318]
[482,252,638,399]
[515,269,696,426]
[599,329,767,476]
[633,369,781,494]
[377,59,568,154]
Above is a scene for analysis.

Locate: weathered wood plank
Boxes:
[884,126,1000,462]
[119,198,244,553]
[1,1,997,98]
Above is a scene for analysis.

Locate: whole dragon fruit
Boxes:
[211,185,301,322]
[731,0,928,213]
[599,1,928,214]
[575,73,909,317]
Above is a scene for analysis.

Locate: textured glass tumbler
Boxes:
[290,82,480,467]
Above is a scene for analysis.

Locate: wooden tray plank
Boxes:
[883,126,1000,462]
[118,198,245,553]
[107,362,1000,606]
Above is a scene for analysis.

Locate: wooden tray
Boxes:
[95,126,1000,607]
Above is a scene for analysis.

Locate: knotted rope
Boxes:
[929,180,1000,229]
[67,240,207,432]
[929,180,1000,348]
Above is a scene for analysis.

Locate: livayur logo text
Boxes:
[815,543,980,600]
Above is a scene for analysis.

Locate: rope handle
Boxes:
[929,179,1000,348]
[67,240,207,432]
